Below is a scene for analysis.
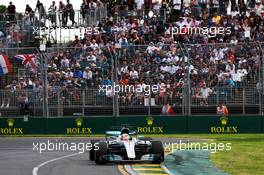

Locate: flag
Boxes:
[0,53,13,76]
[15,54,37,70]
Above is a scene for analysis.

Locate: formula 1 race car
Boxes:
[89,127,164,164]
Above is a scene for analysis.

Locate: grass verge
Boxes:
[148,134,264,175]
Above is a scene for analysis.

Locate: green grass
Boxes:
[209,134,264,175]
[147,134,264,175]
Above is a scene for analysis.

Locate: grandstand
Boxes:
[0,0,263,117]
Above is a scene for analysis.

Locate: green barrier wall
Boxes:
[0,115,263,135]
[188,116,263,133]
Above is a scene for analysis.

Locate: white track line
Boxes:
[160,163,174,175]
[32,152,82,175]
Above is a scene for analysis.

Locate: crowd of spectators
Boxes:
[0,0,108,47]
[1,0,264,46]
[1,0,106,26]
[1,0,264,108]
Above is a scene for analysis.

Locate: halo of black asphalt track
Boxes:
[0,137,190,175]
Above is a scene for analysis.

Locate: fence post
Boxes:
[57,91,60,117]
[108,46,119,117]
[44,53,49,118]
[33,91,36,117]
[243,87,245,115]
[216,87,219,106]
[38,50,49,118]
[262,44,264,115]
[82,90,85,116]
[179,42,191,116]
[115,49,120,117]
[259,87,262,115]
[77,11,80,27]
[182,89,184,115]
[255,42,264,115]
[148,81,151,117]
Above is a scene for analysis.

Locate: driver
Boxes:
[121,133,130,141]
[119,127,131,141]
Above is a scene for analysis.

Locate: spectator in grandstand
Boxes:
[80,0,88,22]
[60,56,70,69]
[48,1,57,26]
[101,76,112,86]
[58,1,67,27]
[25,4,34,22]
[73,64,83,79]
[129,67,139,83]
[65,0,75,26]
[25,4,34,14]
[6,1,16,21]
[231,69,247,87]
[105,85,113,100]
[18,93,29,116]
[254,1,264,16]
[135,0,144,17]
[161,103,175,115]
[224,75,236,88]
[0,85,12,108]
[83,67,93,87]
[35,0,46,21]
[217,103,229,116]
[22,12,32,26]
[200,85,212,105]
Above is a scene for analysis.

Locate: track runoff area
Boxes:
[0,135,235,175]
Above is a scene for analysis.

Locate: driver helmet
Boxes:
[121,127,130,135]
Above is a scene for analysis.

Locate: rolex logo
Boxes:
[220,116,228,126]
[75,118,83,127]
[7,118,15,127]
[146,117,154,126]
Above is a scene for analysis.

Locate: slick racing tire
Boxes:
[89,139,99,161]
[150,141,164,164]
[95,142,108,164]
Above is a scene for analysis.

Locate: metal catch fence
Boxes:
[0,42,263,117]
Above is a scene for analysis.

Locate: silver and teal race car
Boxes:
[89,127,164,164]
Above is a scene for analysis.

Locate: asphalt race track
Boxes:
[0,137,192,175]
[0,138,123,175]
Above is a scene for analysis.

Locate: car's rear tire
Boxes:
[89,140,99,161]
[95,142,108,164]
[150,141,164,164]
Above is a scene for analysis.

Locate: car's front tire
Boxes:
[150,141,164,164]
[89,139,99,161]
[95,142,108,164]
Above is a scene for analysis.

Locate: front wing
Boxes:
[102,154,163,163]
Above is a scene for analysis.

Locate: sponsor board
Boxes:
[66,118,93,134]
[0,118,23,135]
[137,116,164,134]
[210,116,238,133]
